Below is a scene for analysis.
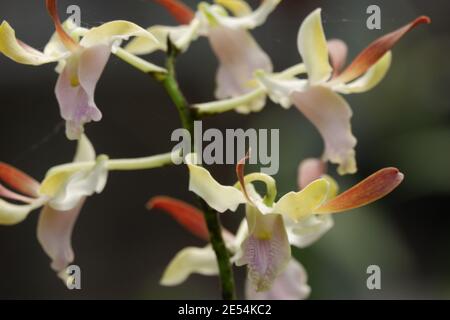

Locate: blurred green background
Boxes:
[0,0,449,299]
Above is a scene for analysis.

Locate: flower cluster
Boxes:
[0,0,429,299]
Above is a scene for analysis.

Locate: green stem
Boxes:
[156,44,236,300]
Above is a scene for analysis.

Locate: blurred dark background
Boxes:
[1,0,449,299]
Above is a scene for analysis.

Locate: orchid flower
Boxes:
[0,135,108,278]
[151,153,403,295]
[147,195,311,300]
[126,0,280,113]
[254,9,430,174]
[0,0,159,140]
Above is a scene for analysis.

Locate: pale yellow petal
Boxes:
[160,246,219,286]
[186,154,246,213]
[0,21,59,65]
[297,9,332,84]
[80,20,158,48]
[273,178,330,222]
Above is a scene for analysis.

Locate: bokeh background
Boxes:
[1,0,449,299]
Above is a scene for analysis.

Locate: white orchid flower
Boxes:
[148,153,403,295]
[0,135,108,276]
[255,9,430,174]
[0,0,160,140]
[126,0,281,113]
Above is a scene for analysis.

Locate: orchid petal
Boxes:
[327,39,347,77]
[274,178,330,222]
[160,246,219,286]
[0,162,40,197]
[316,167,404,214]
[297,158,326,190]
[147,196,209,241]
[215,0,252,17]
[42,156,108,212]
[126,21,200,55]
[238,206,291,292]
[285,214,334,248]
[55,45,109,140]
[246,259,310,300]
[209,26,272,113]
[204,0,281,30]
[80,20,159,49]
[0,199,41,225]
[73,134,96,163]
[154,0,195,25]
[37,199,85,272]
[334,51,392,94]
[291,86,357,175]
[0,184,35,204]
[0,21,59,65]
[256,71,308,109]
[297,9,332,84]
[334,16,431,84]
[186,154,246,213]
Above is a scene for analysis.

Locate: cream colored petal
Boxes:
[73,134,96,163]
[285,214,334,248]
[126,19,200,55]
[0,199,43,225]
[273,178,330,222]
[80,20,158,49]
[246,259,310,300]
[45,156,108,211]
[333,51,392,94]
[297,9,332,84]
[256,70,308,109]
[160,246,219,286]
[215,0,252,16]
[0,21,60,65]
[186,154,246,213]
[203,0,281,29]
[291,86,357,175]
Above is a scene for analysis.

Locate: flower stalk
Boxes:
[155,41,237,300]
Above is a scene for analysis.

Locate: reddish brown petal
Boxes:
[0,162,40,197]
[147,196,209,241]
[335,16,431,83]
[46,0,79,51]
[236,151,253,203]
[154,0,195,25]
[316,167,404,214]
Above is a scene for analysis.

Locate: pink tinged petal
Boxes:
[238,208,291,292]
[55,45,110,140]
[291,86,357,175]
[0,184,35,203]
[334,16,431,84]
[147,196,209,241]
[297,158,326,190]
[37,198,85,272]
[209,26,272,109]
[327,39,348,77]
[0,162,40,197]
[246,259,310,300]
[316,167,404,214]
